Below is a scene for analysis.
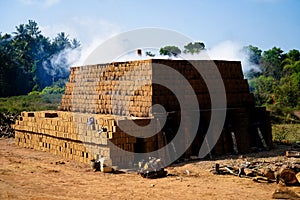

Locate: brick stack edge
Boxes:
[13,59,272,168]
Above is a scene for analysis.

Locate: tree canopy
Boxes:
[183,42,205,54]
[159,46,181,57]
[245,46,300,119]
[0,20,80,97]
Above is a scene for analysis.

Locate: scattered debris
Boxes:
[212,161,300,186]
[90,159,101,171]
[211,154,300,199]
[90,157,113,173]
[185,170,190,175]
[138,157,167,179]
[0,112,19,138]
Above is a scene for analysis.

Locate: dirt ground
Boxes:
[0,138,298,200]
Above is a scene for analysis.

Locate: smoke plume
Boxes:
[113,40,261,73]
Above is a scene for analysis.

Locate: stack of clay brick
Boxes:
[13,59,272,168]
[60,59,254,116]
[61,60,153,117]
[13,111,158,167]
[151,60,254,112]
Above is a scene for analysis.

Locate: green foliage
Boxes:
[28,91,40,96]
[248,76,277,106]
[286,49,300,62]
[282,59,300,76]
[245,45,262,65]
[159,46,181,57]
[0,94,62,113]
[145,51,155,57]
[245,45,300,123]
[0,20,80,97]
[267,104,298,124]
[272,124,300,143]
[275,73,300,108]
[40,85,65,95]
[245,68,261,79]
[183,42,205,54]
[28,79,66,95]
[260,47,284,80]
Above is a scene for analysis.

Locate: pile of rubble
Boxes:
[212,158,300,185]
[0,112,19,138]
[138,157,167,178]
[211,149,300,199]
[90,156,167,179]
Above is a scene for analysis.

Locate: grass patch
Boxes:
[0,94,62,113]
[272,124,300,143]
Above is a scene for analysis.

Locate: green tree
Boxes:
[248,75,277,106]
[260,47,284,80]
[243,45,263,78]
[276,49,300,108]
[52,32,73,51]
[275,73,300,108]
[0,33,16,96]
[281,49,300,76]
[245,45,262,65]
[285,49,300,62]
[159,46,181,57]
[145,51,155,57]
[245,68,262,79]
[183,42,205,54]
[0,20,80,97]
[71,38,81,49]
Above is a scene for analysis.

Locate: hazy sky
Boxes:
[1,0,299,52]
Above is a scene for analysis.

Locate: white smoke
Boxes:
[40,17,121,74]
[205,40,261,72]
[41,18,260,75]
[49,47,81,74]
[114,40,261,73]
[57,39,261,75]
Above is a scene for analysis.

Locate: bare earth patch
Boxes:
[0,138,297,200]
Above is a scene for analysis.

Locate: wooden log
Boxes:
[296,172,300,184]
[259,168,275,180]
[286,151,300,158]
[244,168,255,177]
[253,176,275,183]
[276,167,298,186]
[224,167,238,176]
[215,163,220,174]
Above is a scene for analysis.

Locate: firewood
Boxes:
[286,151,300,158]
[224,167,238,176]
[259,168,275,180]
[244,168,255,177]
[276,167,298,186]
[296,172,300,184]
[253,176,274,183]
[213,163,220,174]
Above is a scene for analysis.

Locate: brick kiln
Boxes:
[13,59,272,168]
